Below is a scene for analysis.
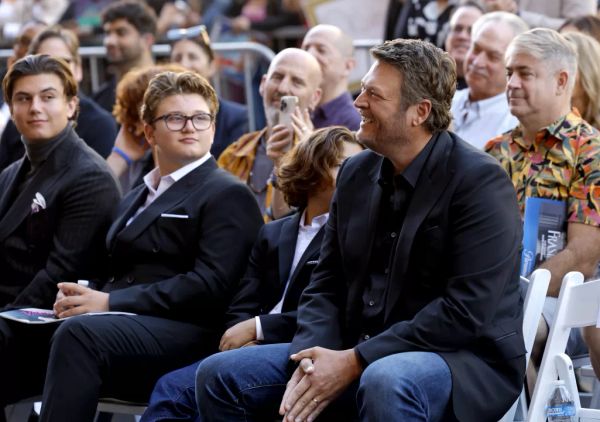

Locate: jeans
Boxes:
[141,361,202,422]
[195,343,454,421]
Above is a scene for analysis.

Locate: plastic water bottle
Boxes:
[546,379,576,421]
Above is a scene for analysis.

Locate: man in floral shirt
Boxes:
[486,28,600,370]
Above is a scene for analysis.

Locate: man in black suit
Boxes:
[195,39,525,422]
[38,70,263,421]
[0,55,121,414]
[141,126,362,421]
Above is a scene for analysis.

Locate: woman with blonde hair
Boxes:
[562,31,600,129]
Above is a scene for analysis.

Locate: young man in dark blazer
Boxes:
[34,70,263,420]
[0,54,121,413]
[141,127,363,421]
[194,39,526,422]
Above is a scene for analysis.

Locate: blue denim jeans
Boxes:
[141,361,202,422]
[195,343,454,421]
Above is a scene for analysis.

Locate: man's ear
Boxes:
[413,99,432,127]
[343,57,356,78]
[258,74,267,98]
[67,96,79,120]
[142,33,155,50]
[143,122,156,147]
[556,70,569,96]
[310,87,322,110]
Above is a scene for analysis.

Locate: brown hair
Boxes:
[370,39,456,133]
[277,126,361,208]
[560,15,600,44]
[113,63,186,136]
[141,70,219,124]
[102,0,157,37]
[28,25,80,65]
[3,54,79,120]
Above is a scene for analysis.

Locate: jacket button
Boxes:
[127,276,134,284]
[152,246,160,253]
[108,277,115,283]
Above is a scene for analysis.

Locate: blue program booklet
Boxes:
[0,308,61,324]
[521,197,567,277]
[0,308,137,324]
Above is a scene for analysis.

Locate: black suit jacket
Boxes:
[226,211,324,343]
[0,126,121,309]
[212,98,248,159]
[0,95,117,172]
[290,132,525,422]
[103,158,263,334]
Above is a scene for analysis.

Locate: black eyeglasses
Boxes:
[152,112,214,132]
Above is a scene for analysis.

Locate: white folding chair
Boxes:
[528,271,600,421]
[498,269,551,422]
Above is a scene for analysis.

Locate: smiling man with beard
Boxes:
[450,12,528,149]
[194,38,526,422]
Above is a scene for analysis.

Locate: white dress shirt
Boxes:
[126,152,212,226]
[255,211,329,340]
[451,88,518,149]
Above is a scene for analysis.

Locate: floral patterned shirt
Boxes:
[485,111,600,227]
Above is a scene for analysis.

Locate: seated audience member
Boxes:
[486,29,600,373]
[301,24,361,131]
[443,2,483,90]
[141,126,363,421]
[0,55,120,410]
[562,32,600,129]
[196,39,525,422]
[451,12,528,149]
[483,0,596,30]
[168,24,248,158]
[37,70,263,420]
[93,0,157,114]
[560,14,600,42]
[108,63,186,193]
[0,25,120,165]
[218,48,322,217]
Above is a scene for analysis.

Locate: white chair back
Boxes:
[527,272,600,421]
[499,269,550,422]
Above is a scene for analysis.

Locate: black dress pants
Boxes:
[39,314,216,422]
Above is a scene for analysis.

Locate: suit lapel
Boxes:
[105,185,148,250]
[115,159,217,245]
[287,224,325,284]
[0,157,27,218]
[277,212,301,286]
[384,132,454,321]
[0,140,71,242]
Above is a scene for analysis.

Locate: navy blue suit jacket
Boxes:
[226,211,324,343]
[290,132,525,422]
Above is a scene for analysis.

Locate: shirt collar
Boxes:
[378,133,438,190]
[299,209,329,229]
[143,151,212,191]
[511,110,581,150]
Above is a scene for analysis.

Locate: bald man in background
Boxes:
[301,24,361,131]
[217,48,322,217]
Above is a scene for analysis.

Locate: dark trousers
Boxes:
[37,314,216,422]
[0,319,56,406]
